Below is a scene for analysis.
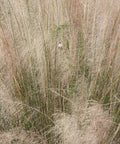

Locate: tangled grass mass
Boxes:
[0,0,120,143]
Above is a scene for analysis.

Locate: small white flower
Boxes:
[58,42,62,48]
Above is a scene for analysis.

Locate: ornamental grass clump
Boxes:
[0,0,120,143]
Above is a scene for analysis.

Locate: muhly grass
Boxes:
[0,127,42,144]
[52,101,112,144]
[0,0,120,143]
